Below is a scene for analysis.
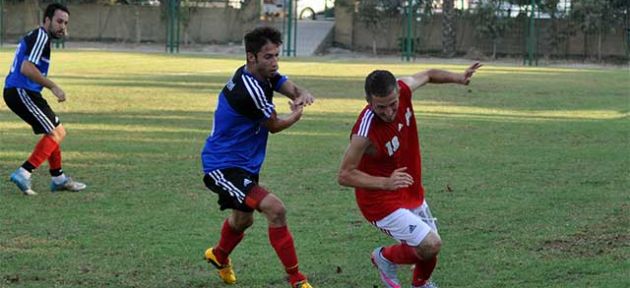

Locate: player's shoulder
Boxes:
[24,27,48,41]
[354,107,378,137]
[226,66,255,97]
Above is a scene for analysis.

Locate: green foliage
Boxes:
[0,50,628,287]
[570,0,625,34]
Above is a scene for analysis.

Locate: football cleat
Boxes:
[292,280,313,288]
[371,247,401,288]
[204,248,236,284]
[50,177,86,192]
[10,170,36,196]
[412,281,438,288]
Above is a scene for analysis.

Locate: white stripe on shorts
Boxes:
[208,170,246,203]
[17,88,55,133]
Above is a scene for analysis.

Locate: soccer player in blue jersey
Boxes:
[201,26,314,288]
[3,3,86,196]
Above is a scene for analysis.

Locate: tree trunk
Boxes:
[442,0,456,57]
[372,37,377,55]
[597,29,602,62]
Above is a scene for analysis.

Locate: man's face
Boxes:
[45,10,69,39]
[369,88,399,123]
[249,41,280,79]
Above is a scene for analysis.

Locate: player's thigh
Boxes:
[373,208,432,247]
[410,201,438,232]
[3,88,60,134]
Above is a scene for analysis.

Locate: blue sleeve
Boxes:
[271,73,288,92]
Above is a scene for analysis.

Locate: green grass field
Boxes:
[0,49,628,288]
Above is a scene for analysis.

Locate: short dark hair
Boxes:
[365,70,397,100]
[244,26,283,55]
[43,3,69,23]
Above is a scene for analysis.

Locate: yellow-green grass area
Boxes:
[1,49,628,287]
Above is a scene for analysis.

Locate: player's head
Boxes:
[43,3,69,39]
[365,70,399,123]
[244,26,283,79]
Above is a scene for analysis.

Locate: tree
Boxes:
[470,0,509,59]
[442,0,456,57]
[356,0,399,55]
[570,0,627,61]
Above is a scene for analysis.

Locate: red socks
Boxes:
[381,243,421,264]
[412,257,437,287]
[27,135,59,169]
[381,244,437,286]
[268,226,301,276]
[48,146,62,171]
[214,220,244,265]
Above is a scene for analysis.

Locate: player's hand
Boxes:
[288,100,304,120]
[293,91,314,107]
[51,86,66,102]
[462,62,482,85]
[384,167,414,190]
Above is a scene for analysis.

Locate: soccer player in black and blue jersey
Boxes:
[3,3,86,195]
[201,27,314,288]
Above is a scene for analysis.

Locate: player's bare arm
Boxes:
[21,60,66,102]
[338,135,413,191]
[399,62,483,91]
[263,102,303,134]
[278,80,314,107]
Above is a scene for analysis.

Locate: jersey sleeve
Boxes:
[24,29,49,65]
[351,108,376,140]
[397,80,412,103]
[237,74,276,120]
[270,72,288,92]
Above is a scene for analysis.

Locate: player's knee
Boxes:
[50,125,66,142]
[233,217,254,231]
[260,197,287,225]
[416,232,441,260]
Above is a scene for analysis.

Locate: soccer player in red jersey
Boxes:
[338,63,482,288]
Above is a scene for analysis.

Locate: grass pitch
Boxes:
[1,49,628,288]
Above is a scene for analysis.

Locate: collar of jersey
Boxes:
[242,65,266,84]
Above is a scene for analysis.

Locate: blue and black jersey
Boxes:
[201,65,288,174]
[5,27,51,92]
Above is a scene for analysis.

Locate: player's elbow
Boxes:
[268,125,282,134]
[337,169,352,187]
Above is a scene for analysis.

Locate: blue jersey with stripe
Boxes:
[5,27,51,92]
[201,65,288,174]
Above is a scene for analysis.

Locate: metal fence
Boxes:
[348,0,629,63]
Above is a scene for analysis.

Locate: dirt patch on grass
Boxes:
[541,233,629,257]
[540,204,629,257]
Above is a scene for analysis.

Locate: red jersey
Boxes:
[350,81,424,221]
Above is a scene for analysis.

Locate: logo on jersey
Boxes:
[409,225,417,234]
[226,79,235,91]
[243,178,252,186]
[398,123,403,131]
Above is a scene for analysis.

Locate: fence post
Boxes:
[0,0,4,47]
[166,0,180,53]
[283,0,297,57]
[401,0,416,62]
[526,0,537,66]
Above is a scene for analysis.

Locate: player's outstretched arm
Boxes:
[399,62,483,92]
[338,135,413,190]
[278,80,315,107]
